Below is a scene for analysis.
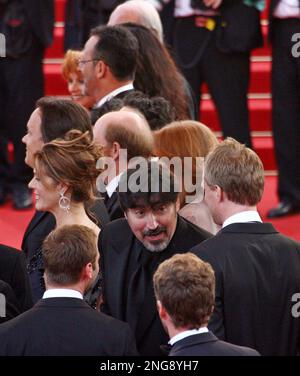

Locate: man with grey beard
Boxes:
[99,160,211,356]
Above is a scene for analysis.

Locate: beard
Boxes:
[142,226,171,253]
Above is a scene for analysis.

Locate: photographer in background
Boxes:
[148,0,263,148]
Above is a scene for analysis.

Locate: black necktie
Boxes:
[102,190,109,205]
[126,241,159,333]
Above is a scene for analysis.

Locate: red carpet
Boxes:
[0,176,299,250]
[1,2,298,248]
[0,202,34,249]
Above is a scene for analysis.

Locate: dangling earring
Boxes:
[59,192,70,212]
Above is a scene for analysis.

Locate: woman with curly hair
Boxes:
[27,130,102,304]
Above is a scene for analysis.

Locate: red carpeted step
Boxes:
[55,0,65,23]
[216,136,276,171]
[261,5,268,21]
[252,136,276,171]
[45,26,64,59]
[252,24,271,57]
[44,63,68,96]
[201,98,271,132]
[44,59,271,96]
[249,60,271,93]
[202,60,271,94]
[215,134,276,171]
[45,15,270,59]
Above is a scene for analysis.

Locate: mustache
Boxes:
[143,227,167,237]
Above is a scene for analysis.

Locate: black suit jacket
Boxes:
[268,0,280,41]
[192,222,300,356]
[22,199,110,260]
[105,191,124,221]
[216,0,263,53]
[172,0,262,54]
[100,215,212,356]
[169,331,259,356]
[0,280,20,324]
[0,244,33,313]
[17,0,54,48]
[0,297,138,356]
[91,89,135,124]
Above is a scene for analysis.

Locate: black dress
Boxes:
[27,248,102,308]
[27,248,45,304]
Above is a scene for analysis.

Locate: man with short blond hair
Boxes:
[192,138,300,356]
[204,136,264,210]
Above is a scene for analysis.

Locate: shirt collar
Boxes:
[169,327,209,346]
[222,210,262,229]
[43,289,83,300]
[106,173,122,198]
[95,83,134,109]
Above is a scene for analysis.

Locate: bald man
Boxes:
[108,0,163,42]
[94,110,153,220]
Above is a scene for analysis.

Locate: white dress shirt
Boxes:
[274,0,300,18]
[169,327,209,345]
[43,289,83,300]
[222,210,262,229]
[147,0,218,17]
[94,83,134,109]
[106,173,122,198]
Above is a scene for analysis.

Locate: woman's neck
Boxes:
[52,202,96,231]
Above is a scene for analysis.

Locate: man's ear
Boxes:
[175,196,180,212]
[111,141,120,161]
[83,262,93,281]
[157,300,168,320]
[215,185,224,203]
[95,60,107,79]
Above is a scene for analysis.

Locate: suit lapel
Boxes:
[107,222,135,320]
[106,192,118,214]
[21,211,48,249]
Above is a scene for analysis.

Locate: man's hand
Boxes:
[203,0,223,9]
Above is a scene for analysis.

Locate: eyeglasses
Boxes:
[77,59,100,67]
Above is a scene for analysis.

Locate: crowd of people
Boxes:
[0,0,300,357]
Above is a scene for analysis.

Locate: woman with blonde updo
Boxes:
[27,130,102,303]
[62,50,95,110]
[153,120,219,234]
